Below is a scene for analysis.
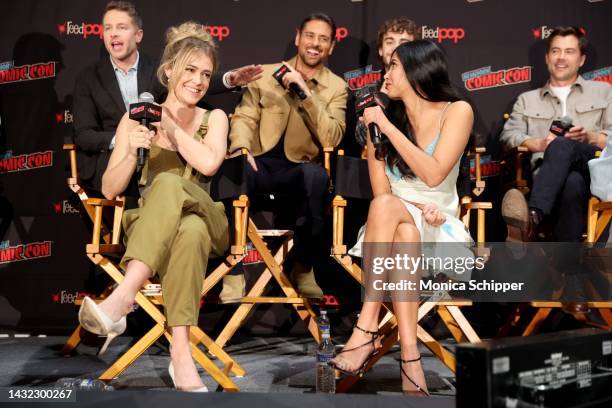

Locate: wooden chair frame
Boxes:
[496,151,612,336]
[197,148,337,349]
[61,144,244,391]
[330,149,491,392]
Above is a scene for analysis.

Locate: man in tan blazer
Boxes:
[222,12,347,301]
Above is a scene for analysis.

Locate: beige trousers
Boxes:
[121,172,228,326]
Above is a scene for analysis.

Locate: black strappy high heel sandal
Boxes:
[400,356,430,396]
[328,324,380,377]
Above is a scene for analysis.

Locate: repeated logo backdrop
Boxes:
[0,0,611,332]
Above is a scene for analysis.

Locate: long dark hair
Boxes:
[382,40,460,178]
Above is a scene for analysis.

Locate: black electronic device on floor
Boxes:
[456,328,612,407]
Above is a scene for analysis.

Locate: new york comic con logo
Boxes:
[462,65,532,91]
[344,65,382,91]
[0,150,54,174]
[58,21,103,39]
[0,240,52,264]
[532,26,587,39]
[421,26,465,43]
[0,60,56,85]
[583,66,612,85]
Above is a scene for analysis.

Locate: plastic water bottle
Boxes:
[54,378,113,391]
[315,310,336,393]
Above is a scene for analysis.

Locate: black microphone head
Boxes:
[139,92,155,103]
[130,92,162,123]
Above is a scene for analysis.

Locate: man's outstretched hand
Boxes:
[227,64,264,87]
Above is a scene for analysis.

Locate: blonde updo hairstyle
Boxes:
[157,21,218,92]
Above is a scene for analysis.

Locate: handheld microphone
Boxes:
[355,90,389,159]
[129,92,162,171]
[272,64,307,100]
[549,116,573,137]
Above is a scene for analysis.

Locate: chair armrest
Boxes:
[86,198,125,207]
[63,144,78,179]
[500,146,531,194]
[470,146,487,196]
[462,202,493,210]
[87,197,125,248]
[460,198,492,243]
[323,146,334,177]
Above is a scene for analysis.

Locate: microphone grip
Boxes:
[137,119,149,170]
[368,123,382,145]
[368,123,385,160]
[289,83,307,100]
[137,147,147,170]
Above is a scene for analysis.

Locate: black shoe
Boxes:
[400,356,430,397]
[328,325,380,377]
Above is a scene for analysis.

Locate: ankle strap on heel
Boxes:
[399,356,429,396]
[400,356,422,364]
[354,324,380,339]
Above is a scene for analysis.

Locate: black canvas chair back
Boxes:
[457,153,472,198]
[210,153,248,201]
[334,154,373,200]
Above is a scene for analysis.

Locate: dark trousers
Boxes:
[229,156,329,274]
[529,137,599,242]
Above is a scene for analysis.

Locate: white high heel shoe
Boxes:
[168,362,208,392]
[78,297,126,355]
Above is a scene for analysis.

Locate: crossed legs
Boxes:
[96,224,209,391]
[81,174,228,391]
[330,193,428,394]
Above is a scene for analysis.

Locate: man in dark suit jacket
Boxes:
[74,1,262,192]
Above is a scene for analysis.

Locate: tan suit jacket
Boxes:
[229,56,347,162]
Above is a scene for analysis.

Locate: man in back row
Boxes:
[74,0,263,194]
[220,12,348,301]
[344,17,419,156]
[501,26,611,313]
[501,26,611,244]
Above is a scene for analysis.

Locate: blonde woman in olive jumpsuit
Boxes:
[78,22,228,392]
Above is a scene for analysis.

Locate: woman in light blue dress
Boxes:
[589,134,612,201]
[329,40,474,396]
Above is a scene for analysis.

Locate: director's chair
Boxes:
[330,148,491,392]
[61,144,245,390]
[199,148,337,349]
[497,151,612,336]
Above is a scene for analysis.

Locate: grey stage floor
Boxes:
[0,333,455,400]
